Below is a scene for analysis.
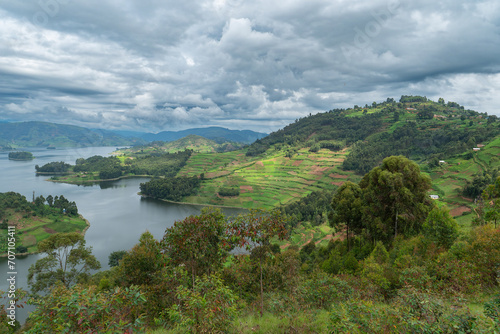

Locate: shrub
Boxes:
[168,274,239,333]
[25,284,146,333]
[297,271,353,309]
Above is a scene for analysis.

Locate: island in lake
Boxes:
[0,192,89,256]
[8,151,34,161]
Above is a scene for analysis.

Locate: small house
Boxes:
[430,195,439,200]
[473,148,481,151]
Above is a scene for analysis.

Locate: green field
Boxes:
[0,211,88,256]
[177,147,359,209]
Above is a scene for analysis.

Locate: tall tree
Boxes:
[28,232,100,294]
[161,208,232,286]
[232,209,288,316]
[359,156,433,243]
[329,181,363,250]
[482,176,500,227]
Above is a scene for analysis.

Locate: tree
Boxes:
[329,181,363,250]
[161,208,232,286]
[422,207,459,249]
[108,250,127,267]
[28,232,100,294]
[119,231,165,286]
[359,156,433,243]
[482,177,500,227]
[232,209,288,316]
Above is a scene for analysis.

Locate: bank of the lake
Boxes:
[0,147,246,324]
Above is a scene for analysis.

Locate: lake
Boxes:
[0,146,244,323]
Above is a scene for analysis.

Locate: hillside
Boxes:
[117,134,244,154]
[138,126,267,144]
[171,97,499,219]
[0,121,145,148]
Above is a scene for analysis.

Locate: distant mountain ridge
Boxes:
[117,126,268,144]
[0,121,145,148]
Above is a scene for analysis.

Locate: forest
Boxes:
[6,155,500,333]
[139,176,201,202]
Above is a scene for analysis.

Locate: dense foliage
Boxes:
[281,190,333,229]
[343,120,500,174]
[35,161,71,173]
[218,187,240,197]
[140,176,201,201]
[246,113,383,156]
[8,151,33,160]
[27,232,101,294]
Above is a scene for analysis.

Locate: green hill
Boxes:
[172,96,499,219]
[117,134,244,155]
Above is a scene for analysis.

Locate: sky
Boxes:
[0,0,499,133]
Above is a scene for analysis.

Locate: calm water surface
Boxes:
[0,147,243,323]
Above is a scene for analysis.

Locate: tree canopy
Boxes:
[28,232,100,294]
[359,156,433,243]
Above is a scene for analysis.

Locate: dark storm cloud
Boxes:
[0,0,499,132]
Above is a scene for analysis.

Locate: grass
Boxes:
[146,310,331,334]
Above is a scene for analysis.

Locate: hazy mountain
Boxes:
[128,127,267,144]
[0,121,145,148]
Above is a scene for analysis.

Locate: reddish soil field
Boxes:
[450,206,471,217]
[329,173,349,179]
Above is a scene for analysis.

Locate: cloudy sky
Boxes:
[0,0,499,133]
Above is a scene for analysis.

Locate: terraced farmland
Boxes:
[178,147,360,209]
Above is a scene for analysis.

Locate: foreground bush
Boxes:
[24,284,146,333]
[167,274,239,333]
[329,287,478,333]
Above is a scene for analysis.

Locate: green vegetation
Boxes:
[118,135,245,154]
[37,150,193,184]
[27,232,100,294]
[8,151,34,160]
[0,192,86,256]
[35,161,71,174]
[140,176,201,202]
[13,154,499,333]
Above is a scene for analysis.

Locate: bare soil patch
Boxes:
[44,227,57,234]
[240,185,253,193]
[292,160,303,167]
[329,173,349,179]
[315,234,333,245]
[310,166,329,176]
[204,171,231,178]
[450,205,471,217]
[331,181,344,186]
